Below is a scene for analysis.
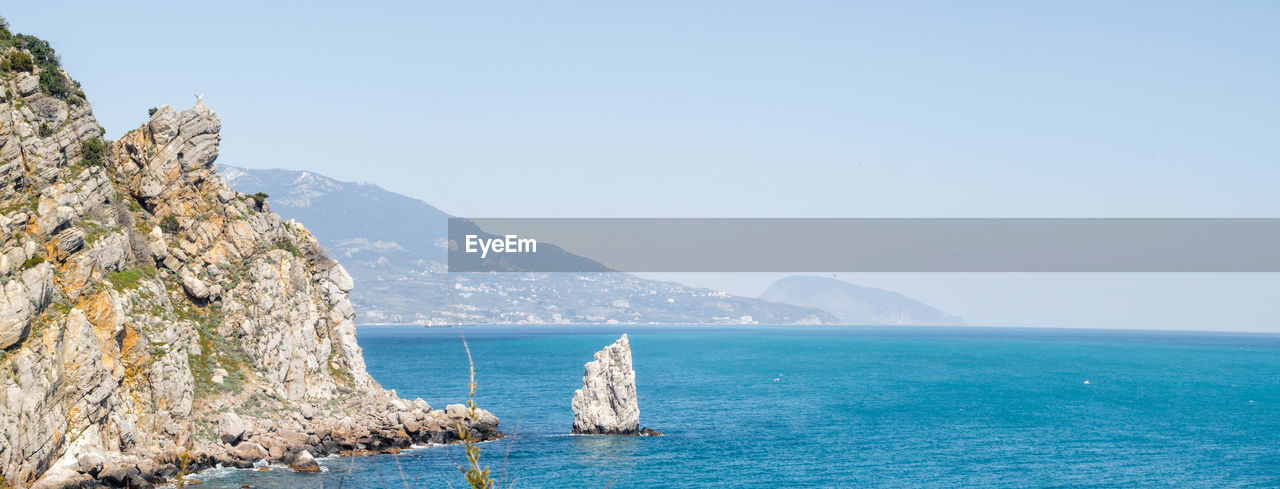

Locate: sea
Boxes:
[199,325,1280,488]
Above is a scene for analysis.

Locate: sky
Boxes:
[4,2,1279,331]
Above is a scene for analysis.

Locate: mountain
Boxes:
[216,166,451,269]
[761,276,964,325]
[219,166,834,325]
[0,26,494,488]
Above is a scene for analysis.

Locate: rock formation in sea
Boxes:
[0,25,499,489]
[571,334,660,436]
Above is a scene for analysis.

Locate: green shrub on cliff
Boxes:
[0,50,34,72]
[80,138,106,167]
[250,191,269,210]
[271,239,301,257]
[9,34,59,68]
[161,215,180,234]
[188,307,251,398]
[105,265,155,290]
[38,67,69,97]
[0,26,84,100]
[21,253,44,269]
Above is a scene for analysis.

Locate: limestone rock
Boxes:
[55,228,84,254]
[210,367,227,384]
[0,32,500,488]
[98,464,148,489]
[0,263,52,349]
[219,412,246,445]
[445,403,468,420]
[473,408,499,427]
[327,265,354,292]
[441,404,500,429]
[231,442,268,462]
[75,453,104,476]
[179,267,210,300]
[412,398,431,412]
[16,72,38,96]
[289,450,321,473]
[571,334,641,434]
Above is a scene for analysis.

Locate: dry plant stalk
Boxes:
[447,271,497,489]
[174,420,194,487]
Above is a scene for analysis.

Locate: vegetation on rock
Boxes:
[160,215,180,233]
[0,50,33,72]
[80,137,106,166]
[249,191,269,210]
[0,17,85,100]
[20,253,44,269]
[104,265,156,290]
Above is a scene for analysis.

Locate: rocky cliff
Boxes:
[0,26,496,489]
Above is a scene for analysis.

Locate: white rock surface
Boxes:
[289,450,320,473]
[571,334,640,434]
[218,412,246,445]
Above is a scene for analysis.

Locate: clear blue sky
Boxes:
[7,1,1279,218]
[5,2,1279,331]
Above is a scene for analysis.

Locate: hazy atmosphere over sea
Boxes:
[7,2,1277,331]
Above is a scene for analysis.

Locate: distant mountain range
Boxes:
[219,167,963,326]
[761,276,964,325]
[215,166,451,265]
[218,166,833,325]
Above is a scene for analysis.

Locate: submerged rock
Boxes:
[571,334,658,435]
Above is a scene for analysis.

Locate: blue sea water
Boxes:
[205,325,1280,488]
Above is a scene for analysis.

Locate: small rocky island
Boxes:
[571,334,660,436]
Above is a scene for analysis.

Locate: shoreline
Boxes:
[42,398,502,489]
[175,437,506,486]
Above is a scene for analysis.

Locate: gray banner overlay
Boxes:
[447,218,1280,272]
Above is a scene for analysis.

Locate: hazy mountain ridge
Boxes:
[220,166,835,325]
[219,166,449,265]
[762,276,964,326]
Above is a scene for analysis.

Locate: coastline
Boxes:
[41,395,501,489]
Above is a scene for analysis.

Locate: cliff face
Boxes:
[0,30,496,489]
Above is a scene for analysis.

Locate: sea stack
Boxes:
[571,334,661,435]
